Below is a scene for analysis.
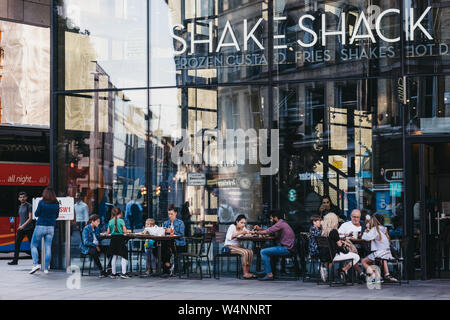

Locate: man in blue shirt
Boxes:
[161,204,185,276]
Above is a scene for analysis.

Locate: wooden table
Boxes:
[237,235,276,272]
[101,233,182,276]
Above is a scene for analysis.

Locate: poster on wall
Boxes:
[376,192,392,226]
[32,197,74,221]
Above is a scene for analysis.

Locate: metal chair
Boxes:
[80,253,93,276]
[317,236,354,287]
[178,233,213,279]
[127,239,145,275]
[213,232,241,279]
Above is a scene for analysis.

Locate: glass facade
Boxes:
[0,0,437,276]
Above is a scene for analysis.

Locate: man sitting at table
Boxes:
[338,209,367,282]
[253,210,295,281]
[161,204,186,276]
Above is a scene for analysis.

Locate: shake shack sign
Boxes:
[170,6,447,69]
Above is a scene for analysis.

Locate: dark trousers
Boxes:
[161,242,186,273]
[13,228,34,262]
[88,247,104,271]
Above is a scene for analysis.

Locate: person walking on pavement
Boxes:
[8,192,34,265]
[29,187,60,274]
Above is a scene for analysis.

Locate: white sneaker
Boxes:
[44,269,49,274]
[320,265,328,282]
[29,265,41,274]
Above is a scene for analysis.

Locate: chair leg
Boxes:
[81,256,86,276]
[198,258,203,280]
[88,257,92,276]
[206,257,212,278]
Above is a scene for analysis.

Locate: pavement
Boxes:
[1,260,450,300]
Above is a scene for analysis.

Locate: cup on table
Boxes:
[170,228,174,236]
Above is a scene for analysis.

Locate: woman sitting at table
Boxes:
[320,213,360,283]
[224,214,256,280]
[361,213,398,283]
[81,214,108,278]
[106,207,130,279]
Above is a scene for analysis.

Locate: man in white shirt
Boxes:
[74,193,89,236]
[339,209,363,238]
[338,209,366,281]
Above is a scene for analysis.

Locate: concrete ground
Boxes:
[1,259,450,300]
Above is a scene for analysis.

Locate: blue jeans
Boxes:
[31,225,54,269]
[260,246,290,275]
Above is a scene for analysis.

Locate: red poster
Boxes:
[0,163,50,186]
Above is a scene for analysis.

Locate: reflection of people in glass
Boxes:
[74,192,89,235]
[181,201,191,237]
[125,197,143,231]
[218,198,235,223]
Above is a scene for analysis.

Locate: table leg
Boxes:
[256,243,262,272]
[157,240,162,276]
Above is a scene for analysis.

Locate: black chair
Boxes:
[271,236,301,280]
[316,236,354,287]
[127,239,145,275]
[80,253,93,276]
[300,233,321,282]
[213,232,241,279]
[178,233,213,279]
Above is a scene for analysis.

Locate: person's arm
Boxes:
[260,221,281,235]
[34,201,41,218]
[19,206,33,230]
[82,227,93,247]
[177,220,185,236]
[122,220,129,234]
[361,228,377,241]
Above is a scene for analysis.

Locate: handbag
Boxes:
[343,239,358,254]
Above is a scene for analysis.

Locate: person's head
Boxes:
[310,215,322,229]
[321,212,339,236]
[374,213,385,226]
[321,196,332,210]
[42,187,58,204]
[145,218,155,228]
[269,210,283,224]
[111,207,123,219]
[18,191,28,203]
[88,214,101,228]
[111,207,122,233]
[75,192,82,201]
[234,214,247,229]
[350,209,362,226]
[168,204,178,222]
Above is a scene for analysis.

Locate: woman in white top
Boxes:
[224,214,255,279]
[361,213,397,283]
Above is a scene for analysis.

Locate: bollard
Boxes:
[41,237,45,270]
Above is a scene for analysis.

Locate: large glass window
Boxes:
[56,0,148,90]
[0,21,50,126]
[276,79,403,231]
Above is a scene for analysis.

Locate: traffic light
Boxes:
[155,186,161,196]
[141,186,147,196]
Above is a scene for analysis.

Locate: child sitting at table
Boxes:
[361,213,398,283]
[143,218,158,275]
[308,215,322,258]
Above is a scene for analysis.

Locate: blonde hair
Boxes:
[145,218,155,227]
[321,213,339,237]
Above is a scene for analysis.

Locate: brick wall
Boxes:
[0,0,50,27]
